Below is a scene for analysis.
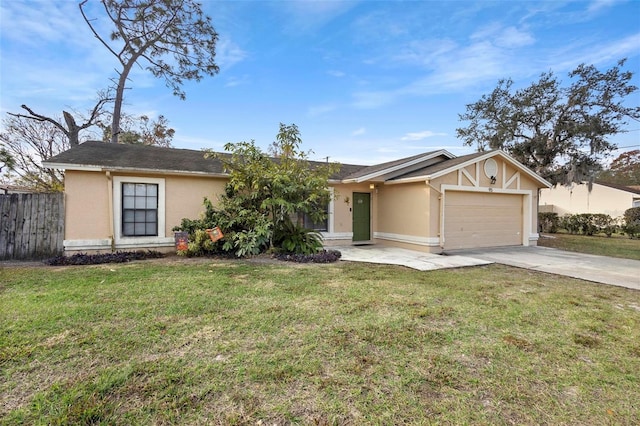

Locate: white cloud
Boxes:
[401,131,448,141]
[327,70,346,78]
[307,103,337,117]
[546,32,640,73]
[224,75,250,88]
[350,23,535,107]
[351,90,398,109]
[587,0,619,14]
[216,38,247,69]
[275,1,360,34]
[470,23,534,47]
[393,39,458,66]
[351,127,366,136]
[495,26,535,48]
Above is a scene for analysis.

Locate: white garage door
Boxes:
[444,191,523,250]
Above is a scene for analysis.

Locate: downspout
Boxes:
[106,171,115,252]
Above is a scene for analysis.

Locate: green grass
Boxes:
[539,232,640,260]
[2,258,639,425]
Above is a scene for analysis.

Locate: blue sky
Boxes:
[1,0,639,166]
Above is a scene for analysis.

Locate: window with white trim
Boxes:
[112,176,166,246]
[122,183,158,236]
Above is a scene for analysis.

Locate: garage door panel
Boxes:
[444,192,523,250]
[446,193,519,207]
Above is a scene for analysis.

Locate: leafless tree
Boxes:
[0,116,69,192]
[8,90,114,146]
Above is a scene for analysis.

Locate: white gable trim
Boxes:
[387,151,551,187]
[431,151,551,188]
[343,150,455,183]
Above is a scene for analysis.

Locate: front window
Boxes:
[122,183,158,236]
[302,203,329,232]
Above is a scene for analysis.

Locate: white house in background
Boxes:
[539,182,640,218]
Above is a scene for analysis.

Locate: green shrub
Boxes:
[591,213,617,237]
[539,212,559,233]
[559,213,618,237]
[275,221,323,255]
[177,229,218,257]
[560,214,581,234]
[622,207,640,238]
[222,219,272,257]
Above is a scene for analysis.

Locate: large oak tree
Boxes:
[80,0,220,143]
[457,59,640,184]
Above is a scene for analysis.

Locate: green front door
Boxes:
[352,192,371,242]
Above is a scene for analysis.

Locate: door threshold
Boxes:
[352,240,375,246]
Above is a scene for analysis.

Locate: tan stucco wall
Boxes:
[377,182,429,237]
[539,184,636,218]
[64,170,226,244]
[165,175,226,233]
[64,170,111,240]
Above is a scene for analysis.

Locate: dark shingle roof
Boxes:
[44,141,367,180]
[388,151,490,181]
[343,150,445,180]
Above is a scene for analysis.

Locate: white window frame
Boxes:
[113,176,168,247]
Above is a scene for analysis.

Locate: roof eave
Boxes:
[384,176,431,185]
[348,149,456,182]
[42,162,229,178]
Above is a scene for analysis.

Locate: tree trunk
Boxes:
[110,71,129,144]
[63,111,80,146]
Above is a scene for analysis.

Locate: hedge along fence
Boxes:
[0,193,64,260]
[539,207,640,238]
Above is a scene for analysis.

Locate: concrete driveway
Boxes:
[447,246,640,291]
[335,245,639,291]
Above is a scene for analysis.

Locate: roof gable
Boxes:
[388,150,552,188]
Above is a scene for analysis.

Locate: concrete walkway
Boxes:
[336,245,491,271]
[447,246,640,291]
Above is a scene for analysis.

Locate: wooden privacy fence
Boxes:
[0,193,64,260]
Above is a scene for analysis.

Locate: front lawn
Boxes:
[1,259,639,425]
[538,232,640,260]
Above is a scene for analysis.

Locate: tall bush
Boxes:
[622,207,640,238]
[174,123,340,257]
